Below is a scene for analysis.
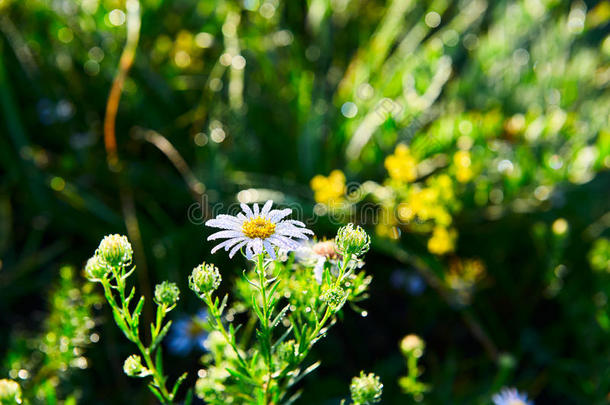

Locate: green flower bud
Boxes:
[85,255,110,282]
[0,379,22,404]
[277,339,297,365]
[350,371,383,405]
[154,281,180,306]
[123,354,150,378]
[96,234,133,268]
[335,223,370,257]
[400,334,425,358]
[320,285,348,312]
[189,263,222,296]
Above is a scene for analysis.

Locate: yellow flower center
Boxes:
[508,401,526,405]
[242,216,276,239]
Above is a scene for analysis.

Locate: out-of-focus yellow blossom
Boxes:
[427,174,454,203]
[453,150,473,183]
[427,226,456,255]
[398,187,452,227]
[385,144,418,182]
[446,258,486,297]
[310,170,346,208]
[376,204,400,239]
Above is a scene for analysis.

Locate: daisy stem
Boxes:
[256,253,274,404]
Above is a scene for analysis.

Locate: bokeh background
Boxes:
[1,0,610,403]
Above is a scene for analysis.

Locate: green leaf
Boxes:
[225,366,257,385]
[284,389,303,405]
[271,304,291,328]
[111,307,133,340]
[125,286,136,306]
[147,383,165,403]
[256,329,270,361]
[150,320,172,351]
[252,295,264,323]
[292,361,321,386]
[132,296,145,332]
[171,372,188,398]
[272,325,293,352]
[267,278,282,299]
[218,293,229,314]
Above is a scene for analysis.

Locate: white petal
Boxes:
[252,238,264,255]
[268,235,300,250]
[206,217,242,230]
[211,237,246,254]
[240,203,254,218]
[253,203,260,216]
[276,225,312,239]
[245,244,254,260]
[261,200,273,216]
[264,240,276,260]
[280,219,307,228]
[267,208,292,222]
[208,230,244,240]
[229,240,248,258]
[314,258,325,284]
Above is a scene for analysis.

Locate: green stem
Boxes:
[256,254,274,404]
[203,293,254,379]
[102,269,173,404]
[308,254,352,343]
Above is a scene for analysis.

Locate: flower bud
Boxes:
[96,234,133,268]
[335,223,370,257]
[189,263,222,296]
[154,281,180,306]
[0,379,22,404]
[400,334,425,358]
[85,255,110,282]
[277,340,297,365]
[320,285,348,312]
[350,371,383,404]
[123,355,150,378]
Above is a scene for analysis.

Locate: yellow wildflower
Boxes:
[427,226,457,255]
[453,150,473,183]
[310,170,346,208]
[385,144,418,182]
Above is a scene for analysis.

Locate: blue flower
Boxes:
[167,309,209,356]
[492,387,533,405]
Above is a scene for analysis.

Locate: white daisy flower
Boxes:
[206,200,314,260]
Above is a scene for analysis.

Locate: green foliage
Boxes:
[194,224,373,404]
[86,236,180,404]
[2,266,99,404]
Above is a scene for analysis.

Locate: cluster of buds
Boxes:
[335,223,370,258]
[96,234,133,268]
[320,285,348,312]
[123,354,151,378]
[85,234,133,282]
[0,379,22,405]
[189,262,222,297]
[84,255,110,281]
[154,281,180,307]
[350,371,383,404]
